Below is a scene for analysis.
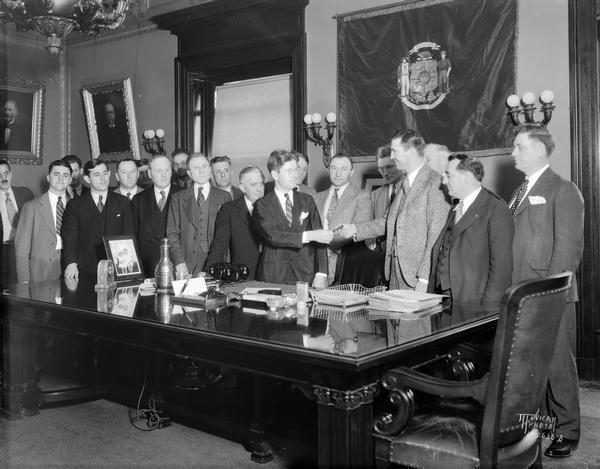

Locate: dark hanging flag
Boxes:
[337,0,517,156]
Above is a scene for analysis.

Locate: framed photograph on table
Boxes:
[103,235,144,281]
[0,76,45,165]
[81,77,140,163]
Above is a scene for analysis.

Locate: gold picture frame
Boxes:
[0,76,45,165]
[81,77,140,163]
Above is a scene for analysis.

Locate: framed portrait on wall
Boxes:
[0,76,45,165]
[81,77,140,163]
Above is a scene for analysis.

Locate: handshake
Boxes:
[305,224,357,244]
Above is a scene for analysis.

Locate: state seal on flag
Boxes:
[397,42,451,110]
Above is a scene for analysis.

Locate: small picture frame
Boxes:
[81,77,140,163]
[103,235,144,281]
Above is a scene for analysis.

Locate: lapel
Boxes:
[233,196,251,227]
[39,192,55,233]
[268,190,293,228]
[402,165,430,209]
[513,168,555,217]
[83,191,103,235]
[290,191,304,230]
[452,189,486,239]
[332,185,355,222]
[182,186,199,230]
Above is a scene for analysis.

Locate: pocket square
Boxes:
[116,213,121,217]
[528,195,546,205]
[300,211,309,222]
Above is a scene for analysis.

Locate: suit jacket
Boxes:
[355,165,450,287]
[114,186,144,199]
[229,185,244,200]
[67,185,90,200]
[512,168,584,302]
[428,188,514,306]
[132,185,182,275]
[0,121,30,151]
[15,192,65,283]
[0,185,34,238]
[264,180,317,199]
[315,184,372,278]
[205,196,262,279]
[166,185,232,275]
[369,181,401,252]
[253,190,328,284]
[61,191,134,276]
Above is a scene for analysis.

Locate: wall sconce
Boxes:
[142,128,165,156]
[303,112,336,168]
[506,90,555,127]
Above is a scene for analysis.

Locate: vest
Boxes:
[435,215,455,292]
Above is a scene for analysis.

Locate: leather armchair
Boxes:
[374,272,572,469]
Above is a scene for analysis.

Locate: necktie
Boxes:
[97,194,104,213]
[326,188,339,226]
[510,179,528,215]
[126,192,132,200]
[5,192,17,238]
[4,127,10,144]
[56,196,64,234]
[158,190,166,211]
[197,187,205,206]
[390,184,397,204]
[454,201,464,224]
[284,193,293,225]
[402,178,410,196]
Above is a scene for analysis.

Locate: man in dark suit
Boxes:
[429,154,513,307]
[61,159,134,279]
[0,158,34,287]
[114,158,143,200]
[253,149,331,286]
[132,154,182,275]
[15,159,72,283]
[166,153,231,277]
[0,100,30,152]
[210,155,243,200]
[264,151,318,198]
[510,124,584,458]
[62,154,89,199]
[206,166,264,279]
[97,102,130,154]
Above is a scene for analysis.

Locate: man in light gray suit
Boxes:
[15,160,72,282]
[315,155,372,284]
[336,129,450,291]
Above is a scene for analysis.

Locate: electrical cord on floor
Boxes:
[129,358,162,431]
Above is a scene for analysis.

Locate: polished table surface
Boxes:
[1,277,498,467]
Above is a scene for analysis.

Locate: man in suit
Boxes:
[315,155,372,284]
[253,149,331,286]
[171,148,191,189]
[0,158,34,287]
[61,160,134,279]
[424,143,451,175]
[15,160,73,283]
[210,155,243,200]
[97,102,130,154]
[0,100,30,151]
[336,129,450,291]
[264,151,318,199]
[206,166,265,279]
[367,145,405,252]
[429,154,513,306]
[62,154,89,199]
[510,124,584,458]
[114,158,143,200]
[166,153,232,277]
[132,154,182,276]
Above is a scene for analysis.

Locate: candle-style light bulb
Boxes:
[155,128,165,139]
[326,112,337,123]
[506,94,520,108]
[311,113,322,124]
[521,92,536,106]
[303,114,313,125]
[147,129,155,139]
[540,90,554,104]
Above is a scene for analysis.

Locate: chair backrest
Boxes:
[480,272,572,464]
[333,241,385,287]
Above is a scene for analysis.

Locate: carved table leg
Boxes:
[313,382,379,468]
[248,375,274,463]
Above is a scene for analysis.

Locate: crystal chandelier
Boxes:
[0,0,135,55]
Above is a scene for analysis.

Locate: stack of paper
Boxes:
[313,289,369,307]
[368,290,447,313]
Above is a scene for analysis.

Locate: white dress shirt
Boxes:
[245,196,254,215]
[406,163,425,188]
[118,186,141,198]
[91,190,109,208]
[194,182,211,202]
[48,191,67,250]
[154,185,171,205]
[457,186,482,216]
[0,188,18,242]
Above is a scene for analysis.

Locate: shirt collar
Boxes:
[331,182,350,198]
[244,196,254,213]
[194,182,210,196]
[526,164,550,188]
[91,189,108,201]
[154,185,170,198]
[407,163,425,187]
[457,186,482,213]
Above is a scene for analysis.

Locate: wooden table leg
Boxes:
[1,317,28,420]
[249,374,274,463]
[313,382,379,468]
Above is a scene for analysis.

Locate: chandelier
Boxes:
[0,0,135,55]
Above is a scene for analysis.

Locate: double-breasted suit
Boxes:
[205,196,262,279]
[512,167,584,441]
[132,185,182,275]
[15,192,65,282]
[428,188,514,306]
[61,191,134,276]
[315,184,372,280]
[355,165,450,288]
[253,190,327,284]
[166,185,231,275]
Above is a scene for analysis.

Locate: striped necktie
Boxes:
[5,192,17,238]
[56,196,64,234]
[284,193,293,225]
[510,179,528,215]
[326,188,339,227]
[197,187,205,206]
[158,190,167,211]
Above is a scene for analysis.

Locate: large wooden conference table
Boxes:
[1,278,498,468]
